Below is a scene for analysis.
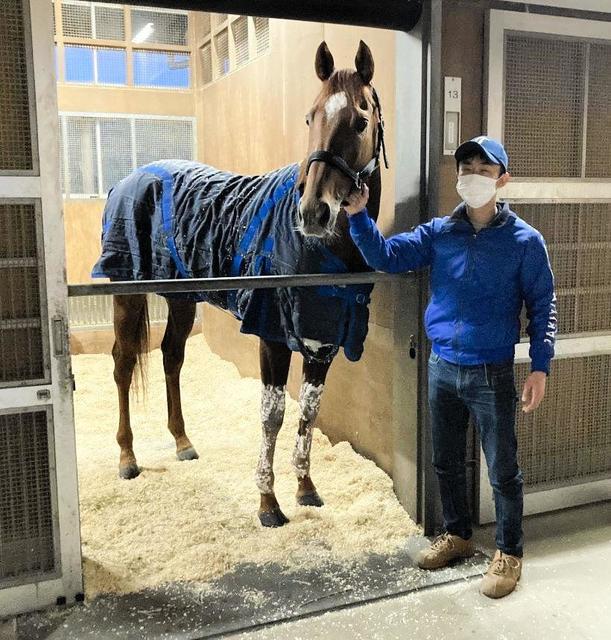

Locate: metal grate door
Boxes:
[0,203,49,386]
[482,10,611,522]
[0,0,82,615]
[0,409,59,585]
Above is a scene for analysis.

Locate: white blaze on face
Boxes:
[324,91,348,121]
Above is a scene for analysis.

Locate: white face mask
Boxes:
[456,174,498,209]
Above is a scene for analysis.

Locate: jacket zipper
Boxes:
[455,228,478,358]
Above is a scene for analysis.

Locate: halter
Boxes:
[305,86,389,191]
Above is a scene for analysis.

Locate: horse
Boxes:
[94,40,386,528]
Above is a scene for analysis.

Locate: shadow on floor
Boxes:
[15,536,488,640]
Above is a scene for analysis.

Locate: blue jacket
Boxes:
[92,160,373,364]
[349,202,557,374]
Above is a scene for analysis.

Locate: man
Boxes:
[344,136,557,598]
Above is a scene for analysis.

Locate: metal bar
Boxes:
[68,271,411,297]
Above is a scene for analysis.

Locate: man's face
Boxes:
[458,155,503,180]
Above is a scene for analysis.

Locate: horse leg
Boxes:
[293,359,331,507]
[256,339,292,527]
[163,298,199,461]
[112,294,148,479]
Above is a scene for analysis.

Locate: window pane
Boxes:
[62,2,92,38]
[504,35,585,177]
[131,9,187,46]
[586,43,611,178]
[94,5,125,40]
[201,43,212,84]
[232,17,249,67]
[135,118,194,166]
[215,29,229,77]
[99,118,132,194]
[133,50,190,88]
[254,17,269,55]
[96,48,126,85]
[64,45,94,84]
[65,116,98,195]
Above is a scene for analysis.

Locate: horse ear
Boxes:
[315,41,335,81]
[355,40,374,85]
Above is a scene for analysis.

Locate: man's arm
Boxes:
[348,210,436,273]
[519,233,557,412]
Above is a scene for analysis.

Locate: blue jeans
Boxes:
[428,352,524,557]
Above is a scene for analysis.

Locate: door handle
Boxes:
[52,315,68,357]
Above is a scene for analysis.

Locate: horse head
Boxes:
[297,40,387,239]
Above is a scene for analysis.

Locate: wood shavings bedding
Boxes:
[72,336,421,599]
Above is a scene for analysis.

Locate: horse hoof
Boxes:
[259,508,290,528]
[176,447,199,461]
[297,492,324,507]
[119,463,140,480]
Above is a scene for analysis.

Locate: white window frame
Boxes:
[199,14,271,87]
[486,10,611,202]
[59,111,197,198]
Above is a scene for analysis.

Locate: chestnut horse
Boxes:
[108,41,385,527]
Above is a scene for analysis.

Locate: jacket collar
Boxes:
[446,201,515,231]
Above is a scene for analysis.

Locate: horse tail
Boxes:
[132,295,150,396]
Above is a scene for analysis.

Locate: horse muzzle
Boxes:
[298,199,335,237]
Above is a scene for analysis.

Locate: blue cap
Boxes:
[455,135,509,173]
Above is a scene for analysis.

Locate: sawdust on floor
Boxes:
[72,335,421,599]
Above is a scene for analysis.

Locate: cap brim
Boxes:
[454,141,505,171]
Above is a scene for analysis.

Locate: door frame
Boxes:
[0,0,82,616]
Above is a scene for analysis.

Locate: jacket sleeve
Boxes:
[520,233,557,375]
[348,209,435,273]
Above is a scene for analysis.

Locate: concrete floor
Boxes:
[227,501,611,640]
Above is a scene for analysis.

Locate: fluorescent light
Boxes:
[132,22,155,44]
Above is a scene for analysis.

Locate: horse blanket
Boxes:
[92,160,373,363]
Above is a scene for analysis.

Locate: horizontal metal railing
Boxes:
[68,272,411,297]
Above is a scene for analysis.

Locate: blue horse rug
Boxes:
[92,160,373,363]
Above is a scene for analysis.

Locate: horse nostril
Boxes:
[318,203,331,228]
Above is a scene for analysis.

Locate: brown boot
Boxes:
[417,532,475,570]
[480,550,522,598]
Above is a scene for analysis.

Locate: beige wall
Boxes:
[193,17,399,475]
[63,200,105,283]
[57,86,196,117]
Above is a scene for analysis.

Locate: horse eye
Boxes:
[305,114,310,126]
[355,116,368,133]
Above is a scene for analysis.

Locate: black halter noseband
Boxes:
[305,86,389,191]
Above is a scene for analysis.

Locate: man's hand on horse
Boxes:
[344,184,369,215]
[521,371,546,413]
